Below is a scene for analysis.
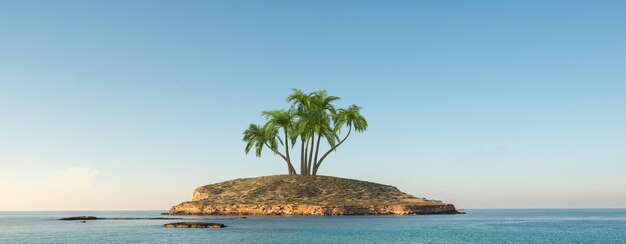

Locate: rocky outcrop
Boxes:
[164,222,226,228]
[169,202,458,215]
[59,216,99,220]
[59,216,183,220]
[169,175,459,216]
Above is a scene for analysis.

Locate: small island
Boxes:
[169,175,459,215]
[170,90,459,216]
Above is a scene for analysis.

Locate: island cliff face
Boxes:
[169,175,459,216]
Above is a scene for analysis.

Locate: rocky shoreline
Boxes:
[169,203,459,216]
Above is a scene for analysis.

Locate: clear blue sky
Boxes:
[1,0,625,210]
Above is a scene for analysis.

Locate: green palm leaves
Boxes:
[336,105,368,132]
[313,104,367,175]
[243,89,367,176]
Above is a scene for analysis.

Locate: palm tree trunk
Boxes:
[307,131,315,175]
[300,139,306,175]
[303,138,309,175]
[264,142,296,175]
[313,125,351,175]
[283,128,296,175]
[287,161,296,175]
[313,132,322,175]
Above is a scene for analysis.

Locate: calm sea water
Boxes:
[1,209,625,243]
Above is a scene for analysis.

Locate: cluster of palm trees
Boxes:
[243,89,367,176]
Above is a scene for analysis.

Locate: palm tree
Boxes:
[288,89,340,175]
[244,89,367,176]
[262,109,298,175]
[312,104,367,175]
[308,90,340,175]
[287,89,314,175]
[243,123,296,175]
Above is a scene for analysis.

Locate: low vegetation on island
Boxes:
[169,175,458,215]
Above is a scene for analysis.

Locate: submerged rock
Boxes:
[163,222,226,228]
[59,216,182,220]
[169,175,460,216]
[59,216,100,220]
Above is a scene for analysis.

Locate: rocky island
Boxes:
[169,175,459,216]
[169,90,459,216]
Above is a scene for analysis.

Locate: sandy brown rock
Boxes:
[169,175,459,216]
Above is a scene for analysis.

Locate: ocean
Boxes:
[1,209,625,243]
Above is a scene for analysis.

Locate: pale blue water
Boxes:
[1,209,625,243]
